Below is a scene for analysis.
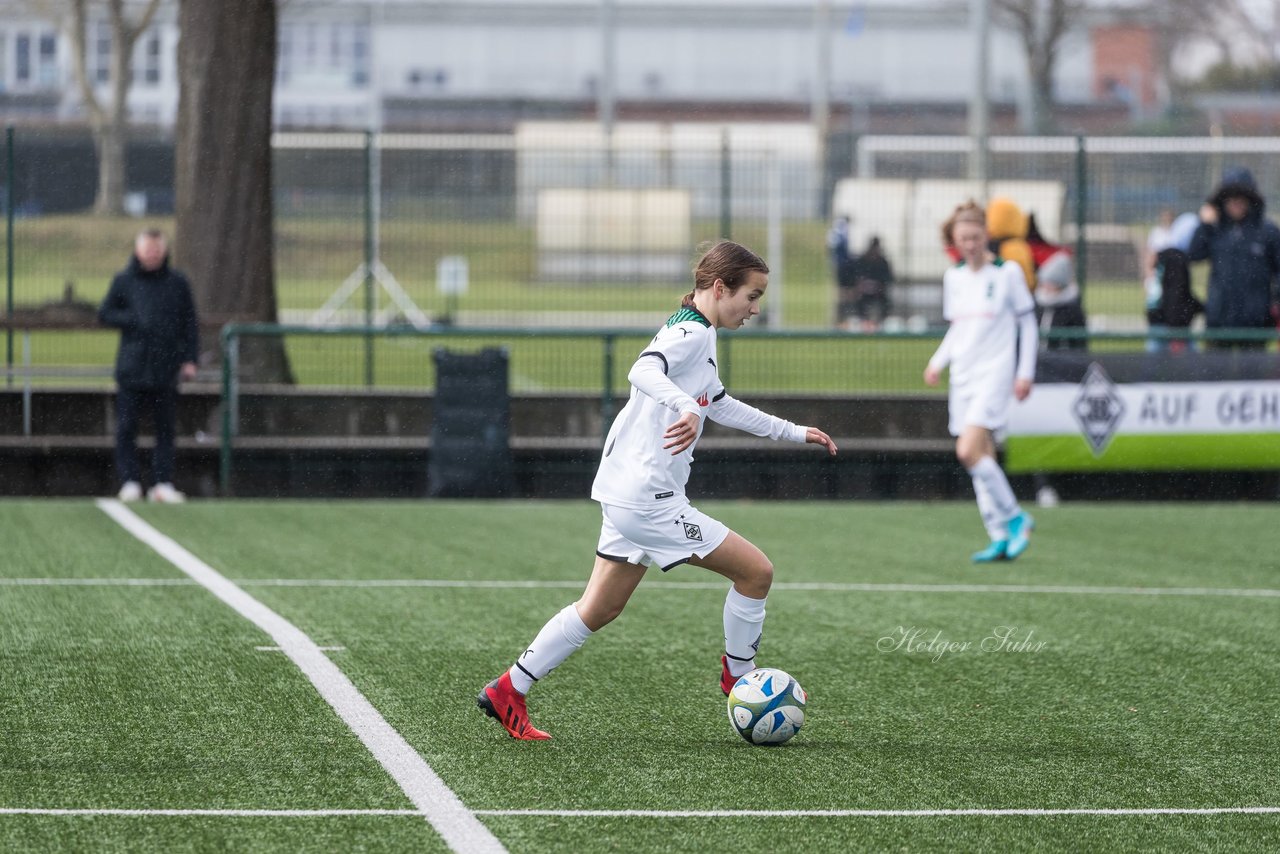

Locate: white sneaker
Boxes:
[117,481,143,502]
[147,483,187,504]
[1036,485,1060,508]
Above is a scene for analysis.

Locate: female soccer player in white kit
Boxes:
[477,240,838,740]
[924,201,1038,563]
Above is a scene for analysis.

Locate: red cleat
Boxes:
[477,671,551,740]
[720,655,738,696]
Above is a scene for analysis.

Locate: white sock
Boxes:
[723,587,766,677]
[969,470,1004,541]
[508,603,593,694]
[968,456,1020,537]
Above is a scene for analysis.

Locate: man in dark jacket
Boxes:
[1188,167,1280,350]
[98,228,199,502]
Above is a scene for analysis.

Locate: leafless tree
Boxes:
[174,0,291,383]
[35,0,163,214]
[993,0,1086,134]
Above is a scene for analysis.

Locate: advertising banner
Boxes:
[1006,351,1280,472]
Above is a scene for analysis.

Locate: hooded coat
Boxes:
[1188,167,1280,329]
[98,253,199,390]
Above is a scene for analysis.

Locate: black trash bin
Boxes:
[427,347,515,498]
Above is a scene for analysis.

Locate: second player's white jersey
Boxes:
[935,259,1036,388]
[592,305,805,509]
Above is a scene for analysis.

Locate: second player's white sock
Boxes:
[723,587,767,677]
[509,603,594,694]
[969,469,1005,541]
[968,456,1019,535]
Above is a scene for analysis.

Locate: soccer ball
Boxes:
[726,668,806,745]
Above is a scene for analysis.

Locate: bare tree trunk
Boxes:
[995,0,1080,135]
[94,11,130,215]
[175,0,291,383]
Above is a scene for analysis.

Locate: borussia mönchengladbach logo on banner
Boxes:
[1072,362,1125,455]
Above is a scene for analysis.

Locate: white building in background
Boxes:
[0,0,1198,131]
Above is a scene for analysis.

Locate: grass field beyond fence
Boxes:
[2,499,1278,852]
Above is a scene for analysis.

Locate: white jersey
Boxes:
[929,259,1038,389]
[591,305,808,509]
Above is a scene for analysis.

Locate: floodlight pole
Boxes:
[812,0,831,218]
[5,126,13,388]
[968,0,990,190]
[599,0,617,185]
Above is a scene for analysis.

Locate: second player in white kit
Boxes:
[926,201,1039,563]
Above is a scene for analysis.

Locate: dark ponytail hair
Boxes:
[683,240,769,307]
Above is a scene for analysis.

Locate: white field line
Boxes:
[94,500,506,854]
[473,807,1280,818]
[2,806,1278,819]
[0,808,419,817]
[7,575,1280,599]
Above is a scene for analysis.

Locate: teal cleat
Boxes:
[1003,514,1034,560]
[971,539,1009,563]
[1006,512,1035,560]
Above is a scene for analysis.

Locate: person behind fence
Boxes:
[1189,167,1280,351]
[475,239,838,740]
[827,215,861,328]
[985,196,1037,293]
[925,201,1037,563]
[1145,211,1203,353]
[849,235,893,332]
[1030,249,1086,509]
[98,228,199,504]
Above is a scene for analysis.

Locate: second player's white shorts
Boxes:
[596,500,731,571]
[948,381,1012,437]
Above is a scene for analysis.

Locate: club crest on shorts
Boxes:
[682,521,703,541]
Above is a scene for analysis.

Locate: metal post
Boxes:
[812,0,831,218]
[601,334,615,443]
[1075,134,1087,292]
[599,0,617,185]
[968,0,990,188]
[719,128,731,239]
[720,336,731,389]
[219,326,239,496]
[6,126,14,388]
[364,130,375,387]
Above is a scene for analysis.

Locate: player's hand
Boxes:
[1014,377,1033,401]
[663,410,701,454]
[1199,203,1218,225]
[180,362,198,382]
[923,366,940,386]
[806,427,838,456]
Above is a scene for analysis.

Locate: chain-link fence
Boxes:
[3,125,1280,389]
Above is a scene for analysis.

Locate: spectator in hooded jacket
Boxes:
[98,228,199,503]
[1188,167,1280,351]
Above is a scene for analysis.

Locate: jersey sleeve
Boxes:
[638,322,710,378]
[628,354,701,416]
[1005,263,1036,317]
[940,268,955,322]
[706,392,807,442]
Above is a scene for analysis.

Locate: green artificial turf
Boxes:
[1,500,1277,852]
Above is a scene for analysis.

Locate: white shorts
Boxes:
[596,501,731,572]
[948,381,1012,437]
